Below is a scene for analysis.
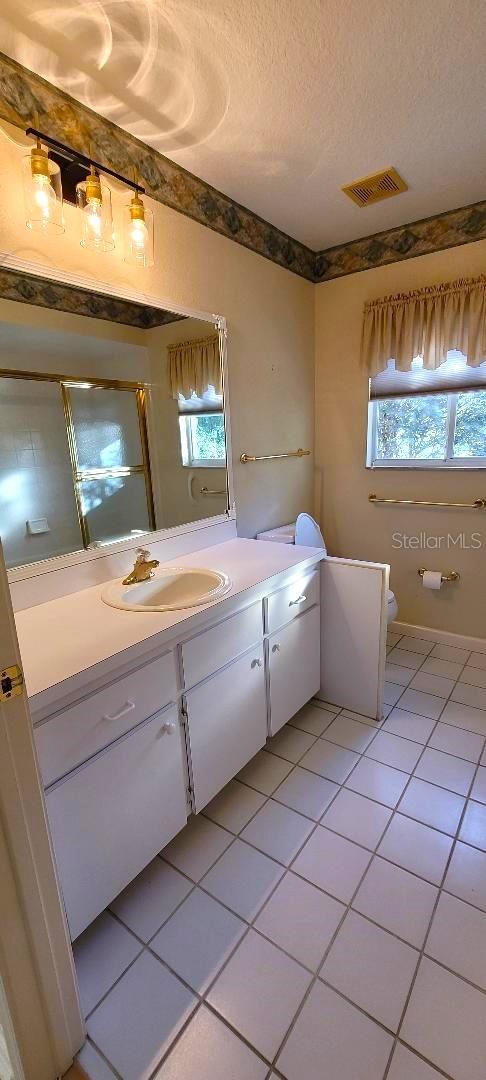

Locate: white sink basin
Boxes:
[101,566,231,612]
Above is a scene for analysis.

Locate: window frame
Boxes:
[367,389,486,470]
[179,410,226,469]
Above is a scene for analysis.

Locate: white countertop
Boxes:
[15,538,324,703]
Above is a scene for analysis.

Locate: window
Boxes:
[178,385,226,468]
[367,352,486,468]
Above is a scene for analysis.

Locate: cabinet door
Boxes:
[186,647,267,812]
[46,707,187,940]
[268,606,320,735]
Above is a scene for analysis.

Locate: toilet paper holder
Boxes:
[418,568,460,583]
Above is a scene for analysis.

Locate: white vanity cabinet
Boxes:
[45,705,187,940]
[268,605,321,735]
[31,549,322,942]
[185,644,267,812]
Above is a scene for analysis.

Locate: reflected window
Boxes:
[178,385,226,467]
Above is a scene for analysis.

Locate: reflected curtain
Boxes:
[168,335,221,399]
[361,274,486,376]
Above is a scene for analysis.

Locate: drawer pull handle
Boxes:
[272,643,280,653]
[162,720,177,734]
[251,658,263,668]
[102,700,135,722]
[289,594,307,606]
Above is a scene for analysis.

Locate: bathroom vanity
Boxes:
[16,537,323,940]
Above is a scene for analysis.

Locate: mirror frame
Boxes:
[1,253,235,583]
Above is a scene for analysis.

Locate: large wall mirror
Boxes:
[0,268,231,572]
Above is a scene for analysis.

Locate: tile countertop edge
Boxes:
[15,538,325,710]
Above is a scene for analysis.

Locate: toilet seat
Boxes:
[294,513,327,553]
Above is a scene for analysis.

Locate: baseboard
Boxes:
[390,620,486,654]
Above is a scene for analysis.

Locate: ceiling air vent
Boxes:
[342,167,408,207]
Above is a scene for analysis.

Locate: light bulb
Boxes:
[77,167,114,251]
[32,172,56,218]
[23,138,63,233]
[129,215,148,253]
[124,192,154,267]
[85,198,103,240]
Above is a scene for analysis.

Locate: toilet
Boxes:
[257,512,398,624]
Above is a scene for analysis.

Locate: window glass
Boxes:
[190,414,226,462]
[374,396,449,460]
[454,391,486,458]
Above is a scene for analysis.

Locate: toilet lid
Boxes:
[295,513,327,552]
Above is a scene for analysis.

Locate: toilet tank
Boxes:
[256,523,296,544]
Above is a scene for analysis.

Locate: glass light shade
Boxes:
[76,171,115,251]
[124,194,154,267]
[22,144,64,233]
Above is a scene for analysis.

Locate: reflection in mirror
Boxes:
[0,279,229,570]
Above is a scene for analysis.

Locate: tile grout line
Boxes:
[258,707,447,1072]
[381,733,486,1079]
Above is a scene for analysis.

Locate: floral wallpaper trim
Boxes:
[0,267,186,329]
[0,52,315,282]
[313,201,486,282]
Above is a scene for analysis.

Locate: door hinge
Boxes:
[1,665,24,702]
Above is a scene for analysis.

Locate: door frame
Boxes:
[0,541,84,1079]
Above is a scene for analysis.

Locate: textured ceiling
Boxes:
[1,0,486,250]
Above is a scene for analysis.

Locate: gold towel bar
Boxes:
[240,448,311,463]
[418,568,460,583]
[369,494,486,509]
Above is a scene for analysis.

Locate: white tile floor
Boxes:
[75,631,486,1080]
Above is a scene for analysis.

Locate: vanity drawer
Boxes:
[35,651,177,787]
[266,568,320,634]
[46,706,187,940]
[181,602,263,689]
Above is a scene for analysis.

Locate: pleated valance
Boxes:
[361,274,486,376]
[168,335,221,399]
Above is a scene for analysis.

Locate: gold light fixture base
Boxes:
[30,138,49,177]
[130,193,145,221]
[85,166,102,203]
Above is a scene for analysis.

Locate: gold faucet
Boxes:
[122,548,160,585]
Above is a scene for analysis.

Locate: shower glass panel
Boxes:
[79,472,151,545]
[69,386,144,470]
[0,378,82,568]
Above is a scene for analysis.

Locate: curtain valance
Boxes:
[361,274,486,376]
[168,335,221,399]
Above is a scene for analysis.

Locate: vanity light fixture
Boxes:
[124,192,154,267]
[23,127,154,266]
[22,136,64,233]
[76,164,114,252]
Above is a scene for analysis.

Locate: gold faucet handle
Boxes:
[135,547,151,562]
